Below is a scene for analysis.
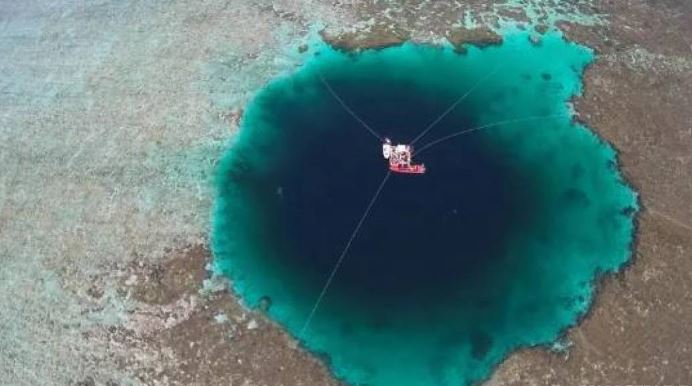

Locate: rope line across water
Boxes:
[299,171,392,337]
[318,73,384,142]
[414,114,568,156]
[303,68,565,339]
[410,64,502,146]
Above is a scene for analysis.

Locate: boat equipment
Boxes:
[382,138,426,174]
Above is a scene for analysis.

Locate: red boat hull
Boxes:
[389,164,426,174]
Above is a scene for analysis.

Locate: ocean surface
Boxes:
[212,31,638,385]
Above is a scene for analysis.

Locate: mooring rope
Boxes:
[414,114,568,156]
[410,64,502,146]
[301,65,563,339]
[299,171,392,337]
[318,73,384,142]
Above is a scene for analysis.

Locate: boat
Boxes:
[382,138,426,174]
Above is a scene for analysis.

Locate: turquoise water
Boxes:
[212,31,637,385]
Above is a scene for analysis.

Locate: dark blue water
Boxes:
[212,32,638,385]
